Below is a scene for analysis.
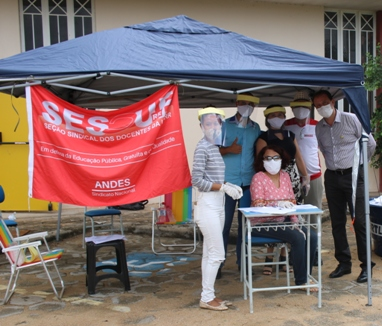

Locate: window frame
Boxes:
[325,9,376,115]
[19,0,94,52]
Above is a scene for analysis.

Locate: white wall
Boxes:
[94,0,324,55]
[0,0,21,58]
[92,0,327,189]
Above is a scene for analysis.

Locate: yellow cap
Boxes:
[263,105,286,117]
[198,107,225,120]
[236,94,260,104]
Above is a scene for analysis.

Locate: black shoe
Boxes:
[356,269,368,283]
[216,267,222,280]
[356,264,375,283]
[329,264,351,278]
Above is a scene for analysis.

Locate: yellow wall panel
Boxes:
[0,93,58,211]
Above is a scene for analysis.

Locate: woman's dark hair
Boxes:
[254,144,290,173]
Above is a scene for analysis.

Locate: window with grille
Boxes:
[324,10,375,115]
[21,0,93,51]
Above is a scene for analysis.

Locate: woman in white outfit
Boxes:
[192,106,243,311]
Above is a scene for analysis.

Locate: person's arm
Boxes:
[210,183,223,191]
[315,124,323,155]
[294,138,308,177]
[192,146,239,196]
[192,146,226,191]
[283,172,298,223]
[191,146,212,192]
[367,132,377,160]
[255,138,267,156]
[352,114,377,161]
[250,173,264,206]
[219,137,241,156]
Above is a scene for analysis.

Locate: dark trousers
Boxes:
[324,168,370,269]
[222,186,251,267]
[252,225,317,285]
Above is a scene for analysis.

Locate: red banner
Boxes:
[26,85,191,206]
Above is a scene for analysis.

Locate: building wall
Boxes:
[94,0,333,194]
[94,0,324,55]
[0,1,378,209]
[0,0,21,58]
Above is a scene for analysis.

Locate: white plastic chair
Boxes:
[0,217,65,304]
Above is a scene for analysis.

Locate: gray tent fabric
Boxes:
[0,15,370,132]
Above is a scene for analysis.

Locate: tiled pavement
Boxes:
[1,202,382,325]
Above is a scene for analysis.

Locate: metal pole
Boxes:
[362,134,372,306]
[56,203,62,242]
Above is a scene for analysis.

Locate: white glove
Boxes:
[301,175,310,197]
[277,201,295,209]
[220,183,242,200]
[225,182,243,199]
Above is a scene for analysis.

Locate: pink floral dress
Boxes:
[250,170,297,224]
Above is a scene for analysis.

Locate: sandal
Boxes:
[280,255,293,273]
[263,256,273,275]
[297,281,319,292]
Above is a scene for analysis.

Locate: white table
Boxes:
[239,205,323,314]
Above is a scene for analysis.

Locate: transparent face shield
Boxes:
[200,113,226,146]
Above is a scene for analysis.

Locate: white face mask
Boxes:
[293,107,310,120]
[317,104,333,118]
[263,159,282,175]
[268,117,285,129]
[237,105,254,118]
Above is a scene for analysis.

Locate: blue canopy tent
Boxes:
[0,15,371,131]
[0,15,374,303]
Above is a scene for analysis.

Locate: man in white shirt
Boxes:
[285,91,323,266]
[285,91,323,216]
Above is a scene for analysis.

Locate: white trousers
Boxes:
[195,191,225,303]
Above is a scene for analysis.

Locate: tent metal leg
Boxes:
[56,203,62,241]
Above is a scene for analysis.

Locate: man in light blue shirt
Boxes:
[218,93,262,278]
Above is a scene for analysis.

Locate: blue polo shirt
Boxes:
[223,115,261,187]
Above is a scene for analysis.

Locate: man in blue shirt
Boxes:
[218,93,262,278]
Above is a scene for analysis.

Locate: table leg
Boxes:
[318,215,322,307]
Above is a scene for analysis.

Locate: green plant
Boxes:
[364,44,382,169]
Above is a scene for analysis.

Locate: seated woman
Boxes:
[250,144,318,290]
